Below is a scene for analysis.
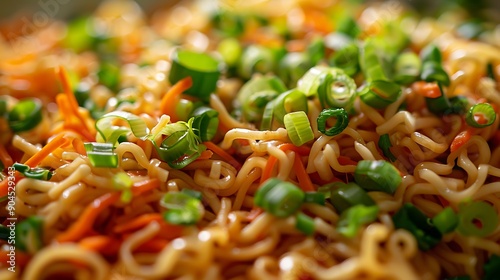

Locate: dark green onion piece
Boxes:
[483,254,500,280]
[360,39,389,82]
[457,201,498,237]
[354,160,402,194]
[393,52,421,85]
[169,49,222,101]
[448,96,469,115]
[378,134,397,162]
[431,207,459,234]
[279,52,312,88]
[420,45,450,86]
[329,43,360,77]
[260,100,275,131]
[330,182,375,213]
[254,178,282,207]
[337,204,379,237]
[96,111,149,145]
[181,188,203,200]
[13,163,52,181]
[271,89,308,126]
[303,192,325,205]
[8,98,43,132]
[0,99,7,117]
[190,106,219,142]
[16,216,44,253]
[237,75,286,122]
[336,16,361,38]
[392,203,442,251]
[255,179,305,218]
[317,182,346,199]
[175,99,194,122]
[295,212,315,236]
[238,45,275,80]
[317,71,357,109]
[425,84,452,115]
[284,111,314,146]
[84,142,118,168]
[317,108,349,137]
[161,192,202,226]
[465,103,496,128]
[306,37,325,65]
[211,11,244,37]
[97,62,120,91]
[359,80,402,109]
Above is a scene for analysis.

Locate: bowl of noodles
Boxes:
[1,0,500,279]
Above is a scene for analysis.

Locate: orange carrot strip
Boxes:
[134,238,169,253]
[411,81,441,98]
[25,133,67,168]
[260,143,311,184]
[337,155,358,166]
[450,128,475,153]
[0,145,13,168]
[204,141,242,170]
[58,179,160,242]
[79,235,121,256]
[293,154,315,191]
[113,213,163,234]
[159,77,193,123]
[437,195,450,208]
[196,149,214,161]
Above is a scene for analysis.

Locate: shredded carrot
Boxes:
[79,235,121,256]
[196,149,214,161]
[411,81,441,98]
[25,133,67,168]
[337,155,358,166]
[159,76,193,123]
[293,155,315,191]
[450,128,475,153]
[437,196,450,208]
[134,238,170,253]
[0,145,13,169]
[260,144,312,184]
[113,213,163,234]
[57,179,160,242]
[204,141,242,170]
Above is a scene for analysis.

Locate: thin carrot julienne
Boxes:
[260,143,311,184]
[79,235,121,256]
[159,76,193,123]
[196,149,214,161]
[24,133,67,167]
[113,213,163,233]
[450,127,475,153]
[411,81,441,98]
[293,154,315,191]
[204,141,242,170]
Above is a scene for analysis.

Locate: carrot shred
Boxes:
[204,141,242,170]
[411,81,441,98]
[79,235,121,256]
[113,213,163,234]
[196,149,214,161]
[134,238,170,253]
[0,144,13,169]
[450,128,475,153]
[57,179,160,242]
[159,76,193,123]
[25,133,67,168]
[260,143,311,184]
[293,154,315,191]
[437,196,450,207]
[260,155,278,184]
[337,155,358,166]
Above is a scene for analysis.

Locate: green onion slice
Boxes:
[378,134,397,162]
[279,52,312,88]
[329,43,360,77]
[238,45,275,80]
[392,203,442,251]
[84,142,118,168]
[483,254,500,280]
[359,80,402,109]
[16,216,44,254]
[284,111,314,146]
[13,163,52,181]
[393,52,421,85]
[190,106,219,142]
[112,172,133,203]
[175,99,194,122]
[161,192,203,225]
[271,89,308,126]
[360,39,389,82]
[96,111,149,145]
[295,212,315,236]
[354,160,402,194]
[420,45,450,86]
[330,182,375,213]
[237,75,286,122]
[317,108,349,136]
[8,98,43,132]
[425,83,452,115]
[337,204,379,237]
[254,178,305,218]
[303,192,326,205]
[457,201,498,237]
[431,207,459,234]
[169,48,222,101]
[465,103,496,128]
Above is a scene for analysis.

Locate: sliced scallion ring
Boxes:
[359,80,402,109]
[96,111,149,145]
[8,98,43,132]
[317,108,349,136]
[284,111,314,146]
[465,103,496,128]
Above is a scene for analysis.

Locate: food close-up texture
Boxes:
[1,0,500,279]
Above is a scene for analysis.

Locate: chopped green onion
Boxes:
[13,163,52,180]
[84,142,118,168]
[483,254,500,280]
[8,98,43,132]
[431,207,459,234]
[254,179,305,218]
[0,99,7,117]
[336,16,361,38]
[260,99,275,131]
[354,160,402,194]
[303,192,326,205]
[337,204,379,237]
[270,89,308,126]
[278,52,312,87]
[254,178,282,206]
[487,62,496,81]
[161,192,203,225]
[360,39,389,82]
[425,84,452,115]
[284,111,314,146]
[238,45,275,80]
[295,212,315,235]
[378,134,397,162]
[63,17,94,53]
[175,99,194,122]
[306,37,325,65]
[317,71,357,109]
[190,106,219,142]
[448,96,469,115]
[217,37,242,67]
[181,188,203,200]
[465,103,496,128]
[393,52,421,85]
[317,182,344,199]
[97,61,120,91]
[457,201,498,237]
[211,11,245,37]
[359,80,402,109]
[317,108,349,137]
[150,118,204,169]
[112,172,133,203]
[393,203,442,251]
[16,216,44,254]
[237,75,286,122]
[330,182,375,213]
[96,111,149,145]
[420,45,450,86]
[169,49,222,101]
[329,43,360,77]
